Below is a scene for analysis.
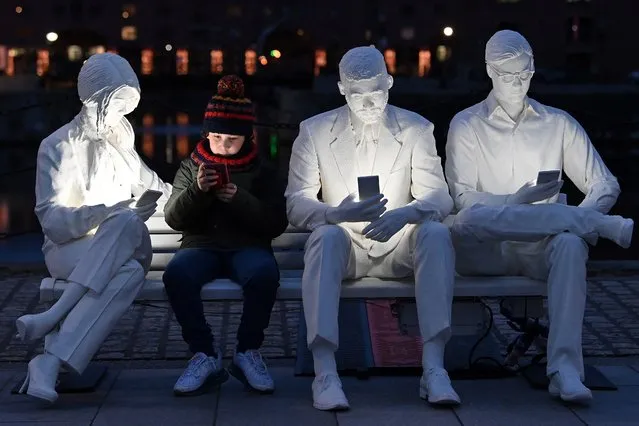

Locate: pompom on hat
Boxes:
[202,75,255,137]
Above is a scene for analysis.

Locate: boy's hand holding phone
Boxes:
[215,183,238,203]
[196,164,219,192]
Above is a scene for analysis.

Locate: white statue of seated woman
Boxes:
[16,53,171,404]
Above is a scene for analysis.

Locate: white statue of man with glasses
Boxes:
[445,30,633,404]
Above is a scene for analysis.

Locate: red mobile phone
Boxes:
[208,163,230,188]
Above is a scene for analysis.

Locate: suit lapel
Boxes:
[372,107,403,192]
[329,106,358,195]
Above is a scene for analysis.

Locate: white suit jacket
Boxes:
[285,105,453,258]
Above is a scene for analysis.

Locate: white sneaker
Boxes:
[173,352,228,396]
[312,374,350,411]
[419,368,461,405]
[548,370,592,404]
[229,350,275,393]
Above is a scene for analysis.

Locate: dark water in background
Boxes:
[1,87,639,260]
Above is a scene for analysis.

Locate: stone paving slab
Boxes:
[0,423,88,426]
[572,386,639,425]
[0,370,15,393]
[2,365,639,425]
[336,376,460,425]
[0,370,118,424]
[594,366,639,386]
[92,369,217,426]
[453,378,584,426]
[216,367,337,426]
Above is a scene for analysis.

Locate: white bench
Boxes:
[34,211,549,387]
[39,214,548,303]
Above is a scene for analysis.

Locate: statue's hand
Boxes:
[111,197,157,222]
[507,180,563,205]
[326,193,387,224]
[362,208,411,242]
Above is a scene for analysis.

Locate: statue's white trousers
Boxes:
[449,203,608,380]
[302,222,455,351]
[42,209,152,374]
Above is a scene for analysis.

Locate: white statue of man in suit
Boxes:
[286,45,460,410]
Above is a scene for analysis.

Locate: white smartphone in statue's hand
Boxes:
[135,189,163,207]
[536,170,561,185]
[357,175,380,200]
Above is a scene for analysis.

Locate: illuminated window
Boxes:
[384,49,396,74]
[210,50,223,74]
[121,26,138,41]
[122,3,136,18]
[176,112,190,158]
[67,45,82,61]
[36,50,49,76]
[142,114,154,158]
[176,49,189,75]
[244,50,256,75]
[0,46,7,72]
[436,45,450,62]
[418,50,431,77]
[141,49,153,75]
[314,49,327,76]
[88,46,105,56]
[6,48,16,76]
[0,200,9,234]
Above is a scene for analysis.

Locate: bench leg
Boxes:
[11,363,108,395]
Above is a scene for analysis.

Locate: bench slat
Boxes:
[149,232,310,251]
[146,216,306,235]
[150,251,305,270]
[40,274,547,303]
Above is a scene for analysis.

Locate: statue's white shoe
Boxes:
[548,371,592,403]
[18,354,60,403]
[615,218,634,249]
[312,374,350,411]
[16,313,59,342]
[419,368,461,405]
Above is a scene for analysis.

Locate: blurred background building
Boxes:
[1,0,638,84]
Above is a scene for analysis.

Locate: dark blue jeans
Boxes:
[162,247,280,356]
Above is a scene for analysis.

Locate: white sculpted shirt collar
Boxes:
[484,90,541,125]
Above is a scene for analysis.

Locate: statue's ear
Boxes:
[486,64,495,79]
[387,75,394,90]
[337,81,345,96]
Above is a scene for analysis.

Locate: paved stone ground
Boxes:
[3,269,639,362]
[3,364,639,425]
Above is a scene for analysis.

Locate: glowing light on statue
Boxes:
[445,30,632,405]
[285,45,460,410]
[15,53,171,405]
